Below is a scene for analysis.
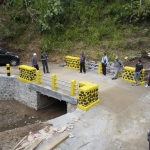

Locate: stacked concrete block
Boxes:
[86,61,98,72]
[65,56,80,70]
[86,61,114,75]
[122,66,145,84]
[106,63,114,75]
[17,81,37,109]
[0,75,17,100]
[77,81,100,111]
[18,65,36,83]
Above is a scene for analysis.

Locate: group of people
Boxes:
[101,53,124,80]
[31,51,49,73]
[31,51,150,87]
[80,52,150,87]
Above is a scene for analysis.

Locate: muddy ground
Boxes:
[0,100,66,150]
[123,51,150,69]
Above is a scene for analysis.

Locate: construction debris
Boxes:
[40,132,69,150]
[12,136,27,150]
[12,117,79,150]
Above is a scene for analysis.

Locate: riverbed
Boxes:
[0,99,66,132]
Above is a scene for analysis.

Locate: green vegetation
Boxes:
[0,0,150,60]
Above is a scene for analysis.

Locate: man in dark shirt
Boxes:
[41,51,49,73]
[133,59,143,86]
[79,53,86,73]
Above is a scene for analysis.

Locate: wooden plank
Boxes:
[24,138,43,150]
[41,132,69,150]
[12,136,27,150]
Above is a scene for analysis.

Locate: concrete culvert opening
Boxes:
[0,96,67,132]
[37,92,67,111]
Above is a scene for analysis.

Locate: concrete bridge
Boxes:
[0,64,101,111]
[0,74,78,112]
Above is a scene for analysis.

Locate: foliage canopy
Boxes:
[0,0,150,51]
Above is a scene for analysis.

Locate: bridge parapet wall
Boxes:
[122,66,145,84]
[65,56,80,70]
[77,81,100,111]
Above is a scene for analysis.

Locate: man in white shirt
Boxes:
[101,53,108,76]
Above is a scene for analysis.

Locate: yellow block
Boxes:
[17,77,34,83]
[77,99,100,111]
[66,56,80,60]
[52,74,56,90]
[36,70,41,84]
[79,85,98,92]
[77,81,99,111]
[19,65,36,71]
[124,66,145,73]
[98,62,102,74]
[71,80,76,96]
[122,66,145,85]
[65,56,80,70]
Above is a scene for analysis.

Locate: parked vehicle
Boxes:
[0,47,20,66]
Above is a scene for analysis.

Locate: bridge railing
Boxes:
[36,70,78,96]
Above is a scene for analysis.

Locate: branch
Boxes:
[24,0,35,22]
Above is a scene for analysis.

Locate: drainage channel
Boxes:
[0,98,67,132]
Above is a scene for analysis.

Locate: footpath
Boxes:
[39,64,150,150]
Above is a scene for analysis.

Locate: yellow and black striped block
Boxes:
[6,64,11,76]
[18,65,36,83]
[77,81,100,111]
[65,56,80,70]
[122,66,145,84]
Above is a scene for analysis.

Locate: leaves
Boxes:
[1,0,150,52]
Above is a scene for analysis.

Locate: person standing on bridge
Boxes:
[101,52,108,76]
[32,53,39,70]
[41,51,50,73]
[133,59,143,86]
[79,52,86,74]
[112,56,124,80]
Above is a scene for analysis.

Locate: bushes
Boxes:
[1,0,150,53]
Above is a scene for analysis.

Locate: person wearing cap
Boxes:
[112,56,124,80]
[41,51,49,73]
[132,59,143,86]
[79,52,86,74]
[32,53,39,70]
[101,53,108,76]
